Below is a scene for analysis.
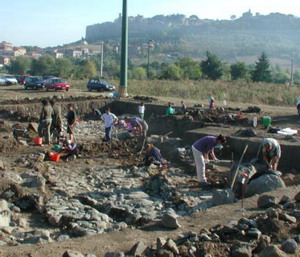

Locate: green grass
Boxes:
[69,79,300,106]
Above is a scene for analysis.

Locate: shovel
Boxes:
[230,144,248,190]
[250,126,269,163]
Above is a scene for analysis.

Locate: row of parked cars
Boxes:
[0,74,116,92]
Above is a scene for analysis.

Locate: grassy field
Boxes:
[70,79,300,106]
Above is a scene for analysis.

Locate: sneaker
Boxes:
[200,181,211,187]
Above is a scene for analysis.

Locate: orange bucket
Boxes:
[49,152,60,162]
[33,137,43,145]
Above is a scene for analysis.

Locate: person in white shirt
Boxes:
[138,102,145,120]
[101,107,118,142]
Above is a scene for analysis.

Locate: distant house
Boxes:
[53,52,64,59]
[0,56,10,66]
[13,47,27,56]
[0,41,13,51]
[27,51,42,59]
[64,49,82,58]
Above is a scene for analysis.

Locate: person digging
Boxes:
[144,144,164,167]
[192,135,226,187]
[125,116,148,138]
[262,138,281,170]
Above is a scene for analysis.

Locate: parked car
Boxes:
[17,75,30,85]
[24,76,44,90]
[87,78,116,92]
[0,76,6,85]
[0,75,18,85]
[44,78,70,91]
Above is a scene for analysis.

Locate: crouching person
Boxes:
[262,138,281,170]
[192,135,226,186]
[62,140,79,161]
[144,144,163,166]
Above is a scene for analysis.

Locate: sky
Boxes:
[1,0,299,47]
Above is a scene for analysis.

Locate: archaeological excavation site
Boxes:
[1,93,300,257]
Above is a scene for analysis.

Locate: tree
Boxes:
[230,62,248,80]
[159,64,182,80]
[82,60,97,78]
[131,67,147,79]
[200,52,224,80]
[8,56,31,75]
[52,58,74,78]
[252,52,272,82]
[31,55,54,75]
[176,58,201,80]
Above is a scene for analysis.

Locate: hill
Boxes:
[86,11,300,65]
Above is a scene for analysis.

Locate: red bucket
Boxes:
[49,153,60,162]
[33,137,43,145]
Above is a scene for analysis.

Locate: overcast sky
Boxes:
[1,0,299,47]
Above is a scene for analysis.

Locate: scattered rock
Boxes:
[281,239,298,254]
[257,195,277,209]
[105,252,125,257]
[62,250,85,257]
[128,241,148,257]
[212,189,235,206]
[279,213,297,223]
[165,239,179,255]
[246,174,286,197]
[231,245,252,257]
[294,191,300,203]
[259,245,287,257]
[161,209,181,229]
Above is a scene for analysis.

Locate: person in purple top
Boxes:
[125,116,149,138]
[192,134,226,186]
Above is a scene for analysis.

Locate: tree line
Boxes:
[4,52,299,85]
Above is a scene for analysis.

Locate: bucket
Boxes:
[53,144,61,151]
[49,152,60,162]
[262,116,272,127]
[33,137,43,145]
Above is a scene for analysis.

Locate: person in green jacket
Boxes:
[50,99,63,144]
[166,103,175,116]
[38,99,53,145]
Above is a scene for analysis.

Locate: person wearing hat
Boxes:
[192,135,226,186]
[262,138,281,170]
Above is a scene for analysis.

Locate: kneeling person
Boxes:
[144,144,163,166]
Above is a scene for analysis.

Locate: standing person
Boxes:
[166,103,175,116]
[50,99,63,144]
[101,107,118,142]
[262,138,281,170]
[138,102,145,120]
[38,99,53,145]
[66,104,76,143]
[181,101,187,114]
[209,97,215,109]
[192,135,226,186]
[125,116,148,138]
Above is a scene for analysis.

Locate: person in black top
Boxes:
[66,104,76,142]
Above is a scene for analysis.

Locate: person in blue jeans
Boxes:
[101,107,118,142]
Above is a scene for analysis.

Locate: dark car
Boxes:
[16,75,30,85]
[24,76,44,90]
[87,78,116,92]
[44,78,70,91]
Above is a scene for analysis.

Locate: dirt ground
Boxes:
[1,186,299,257]
[1,85,300,257]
